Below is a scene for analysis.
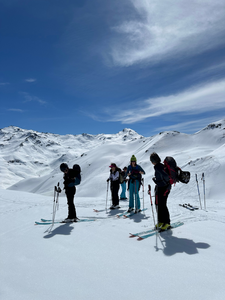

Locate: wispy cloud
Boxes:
[109,0,225,66]
[155,117,225,133]
[91,78,225,124]
[20,92,46,105]
[25,78,36,83]
[0,82,10,86]
[7,108,24,113]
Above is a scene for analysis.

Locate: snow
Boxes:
[0,120,225,300]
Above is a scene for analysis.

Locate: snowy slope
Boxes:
[0,120,225,300]
[0,187,225,300]
[2,120,225,203]
[0,127,141,189]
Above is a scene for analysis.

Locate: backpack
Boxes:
[163,157,190,185]
[73,164,81,185]
[116,167,124,184]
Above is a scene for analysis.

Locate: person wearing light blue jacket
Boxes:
[126,155,145,213]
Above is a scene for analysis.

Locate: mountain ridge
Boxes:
[0,120,225,199]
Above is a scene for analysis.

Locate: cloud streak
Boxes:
[109,0,225,66]
[25,78,36,83]
[99,78,225,124]
[20,92,46,105]
[155,117,225,133]
[7,108,24,113]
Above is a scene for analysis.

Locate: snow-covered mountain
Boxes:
[0,120,225,201]
[0,126,141,189]
[1,120,225,300]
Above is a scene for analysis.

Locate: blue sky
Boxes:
[0,0,225,137]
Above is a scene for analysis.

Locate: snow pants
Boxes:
[155,185,170,225]
[120,181,127,199]
[129,180,140,209]
[65,186,77,219]
[111,181,120,206]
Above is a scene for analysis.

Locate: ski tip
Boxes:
[137,236,144,241]
[129,234,136,238]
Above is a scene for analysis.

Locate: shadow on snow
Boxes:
[159,230,210,256]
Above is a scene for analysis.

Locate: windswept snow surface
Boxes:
[0,120,225,300]
[0,189,225,300]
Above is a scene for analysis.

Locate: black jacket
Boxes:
[63,169,76,190]
[153,163,170,187]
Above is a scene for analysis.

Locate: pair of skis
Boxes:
[195,173,206,210]
[129,221,184,240]
[179,203,199,211]
[93,207,148,218]
[35,218,96,225]
[129,184,184,240]
[116,208,147,218]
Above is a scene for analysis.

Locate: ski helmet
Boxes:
[60,163,68,172]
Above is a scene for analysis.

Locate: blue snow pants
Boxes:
[120,182,127,199]
[129,180,140,209]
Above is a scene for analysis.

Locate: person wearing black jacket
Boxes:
[150,152,171,231]
[60,163,79,222]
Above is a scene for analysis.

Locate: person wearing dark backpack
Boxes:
[107,163,120,209]
[126,155,145,213]
[150,152,171,231]
[60,163,81,222]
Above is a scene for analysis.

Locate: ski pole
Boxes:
[195,174,202,209]
[148,184,156,228]
[106,180,109,211]
[134,180,138,211]
[52,185,57,225]
[142,178,144,212]
[52,182,61,227]
[202,173,206,210]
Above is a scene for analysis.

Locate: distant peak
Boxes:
[120,128,139,135]
[202,119,225,131]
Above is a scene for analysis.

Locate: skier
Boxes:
[150,152,171,231]
[120,166,128,200]
[107,163,120,209]
[126,155,145,213]
[60,163,80,222]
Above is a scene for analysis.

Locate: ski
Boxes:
[179,204,194,211]
[129,227,156,238]
[186,203,199,210]
[123,208,148,218]
[116,211,129,218]
[135,221,184,240]
[93,209,106,213]
[94,206,124,213]
[129,221,183,238]
[35,218,96,225]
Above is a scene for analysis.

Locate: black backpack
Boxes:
[164,157,190,185]
[73,164,81,185]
